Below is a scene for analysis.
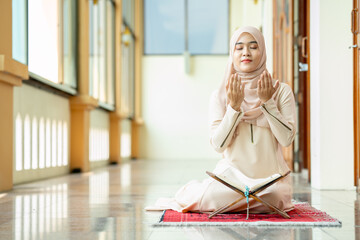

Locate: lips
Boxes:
[241,59,252,63]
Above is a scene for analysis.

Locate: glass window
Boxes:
[90,0,100,99]
[144,0,228,55]
[122,0,135,30]
[12,0,28,65]
[106,0,115,105]
[98,0,106,103]
[63,0,77,88]
[15,0,77,90]
[28,0,59,83]
[188,0,228,54]
[90,0,116,107]
[121,26,135,117]
[144,0,185,54]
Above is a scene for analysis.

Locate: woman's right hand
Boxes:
[226,73,245,112]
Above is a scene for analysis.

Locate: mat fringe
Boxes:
[153,220,342,227]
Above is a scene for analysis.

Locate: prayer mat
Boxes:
[154,202,341,227]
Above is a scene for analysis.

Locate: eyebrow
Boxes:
[235,41,258,45]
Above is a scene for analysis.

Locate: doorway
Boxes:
[273,0,311,181]
[293,0,311,181]
[273,0,294,171]
[352,0,360,188]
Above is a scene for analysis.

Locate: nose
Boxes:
[242,47,250,56]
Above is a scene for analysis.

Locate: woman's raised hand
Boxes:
[226,73,245,111]
[257,71,280,103]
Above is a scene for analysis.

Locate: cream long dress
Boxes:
[146,83,296,214]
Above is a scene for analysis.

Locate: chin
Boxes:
[239,64,256,73]
[240,67,255,73]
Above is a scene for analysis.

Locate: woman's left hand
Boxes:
[257,71,280,103]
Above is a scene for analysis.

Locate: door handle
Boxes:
[352,8,359,34]
[301,37,308,58]
[349,44,358,49]
[299,62,308,72]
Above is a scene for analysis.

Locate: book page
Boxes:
[216,167,281,192]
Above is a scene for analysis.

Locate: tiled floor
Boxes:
[0,158,358,240]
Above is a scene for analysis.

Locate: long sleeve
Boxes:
[209,91,244,153]
[260,84,296,147]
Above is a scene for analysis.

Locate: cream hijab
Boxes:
[218,26,279,128]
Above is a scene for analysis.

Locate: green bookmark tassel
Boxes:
[245,186,250,220]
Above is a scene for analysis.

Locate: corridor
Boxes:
[0,158,356,240]
[1,0,359,239]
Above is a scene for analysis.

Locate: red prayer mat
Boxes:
[155,203,341,227]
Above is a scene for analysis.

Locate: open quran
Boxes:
[212,171,283,193]
[206,169,290,219]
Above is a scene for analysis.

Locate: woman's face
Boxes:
[233,33,261,73]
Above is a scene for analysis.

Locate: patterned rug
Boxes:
[154,202,342,227]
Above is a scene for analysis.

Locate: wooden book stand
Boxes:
[206,171,291,219]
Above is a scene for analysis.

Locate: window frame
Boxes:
[143,0,230,56]
[13,0,79,96]
[89,0,117,111]
[120,19,136,118]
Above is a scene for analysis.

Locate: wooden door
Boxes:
[352,0,360,188]
[273,0,294,170]
[292,0,311,180]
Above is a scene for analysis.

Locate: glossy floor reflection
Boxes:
[0,158,358,239]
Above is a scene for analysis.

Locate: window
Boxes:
[28,0,59,83]
[187,0,229,54]
[122,0,135,31]
[120,0,136,117]
[144,0,229,55]
[12,0,78,91]
[63,0,78,88]
[121,28,135,117]
[89,0,116,108]
[144,0,185,54]
[121,0,136,158]
[12,0,27,65]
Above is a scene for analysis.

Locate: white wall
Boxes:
[140,0,272,160]
[310,0,354,189]
[140,56,226,160]
[262,0,273,74]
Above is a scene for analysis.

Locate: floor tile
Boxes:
[0,159,358,240]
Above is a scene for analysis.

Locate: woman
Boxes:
[146,26,296,214]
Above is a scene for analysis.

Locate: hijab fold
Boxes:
[217,26,279,128]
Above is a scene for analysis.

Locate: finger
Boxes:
[267,71,273,82]
[229,74,232,91]
[227,74,232,93]
[267,72,272,89]
[258,78,262,89]
[226,76,230,90]
[264,72,269,89]
[261,71,266,83]
[235,73,239,90]
[260,74,263,89]
[237,74,242,91]
[274,80,280,90]
[231,74,236,92]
